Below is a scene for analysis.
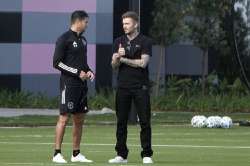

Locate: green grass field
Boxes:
[0,124,249,166]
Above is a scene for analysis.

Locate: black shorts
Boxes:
[59,84,89,115]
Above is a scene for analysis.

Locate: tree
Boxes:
[187,0,224,95]
[215,0,250,86]
[232,0,250,88]
[150,0,189,96]
[214,0,239,82]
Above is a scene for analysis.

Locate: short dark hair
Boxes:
[122,11,139,22]
[71,10,89,24]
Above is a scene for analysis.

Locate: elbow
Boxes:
[141,63,147,68]
[53,60,61,70]
[140,61,148,68]
[53,61,58,69]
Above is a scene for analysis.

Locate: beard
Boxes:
[124,29,136,35]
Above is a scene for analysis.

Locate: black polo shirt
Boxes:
[113,33,152,89]
[53,29,91,87]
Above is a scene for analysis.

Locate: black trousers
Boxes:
[115,87,153,159]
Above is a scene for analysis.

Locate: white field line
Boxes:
[0,135,249,143]
[1,163,77,166]
[0,142,250,149]
[0,164,136,166]
[0,132,165,138]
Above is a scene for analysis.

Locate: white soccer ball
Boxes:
[214,116,223,128]
[220,116,233,128]
[206,116,222,128]
[191,115,207,128]
[206,116,215,128]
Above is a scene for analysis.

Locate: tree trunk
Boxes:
[155,44,165,96]
[201,48,208,96]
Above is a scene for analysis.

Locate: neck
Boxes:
[70,26,81,35]
[127,30,139,41]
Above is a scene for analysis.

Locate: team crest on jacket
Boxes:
[73,41,78,48]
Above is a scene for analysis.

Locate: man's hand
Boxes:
[79,71,88,81]
[111,53,121,69]
[87,71,95,81]
[118,43,125,57]
[114,53,121,60]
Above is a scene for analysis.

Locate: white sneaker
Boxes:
[143,157,153,164]
[71,153,93,163]
[108,156,128,164]
[52,153,67,163]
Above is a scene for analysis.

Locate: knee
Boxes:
[73,116,84,126]
[72,113,84,125]
[140,121,151,130]
[138,114,150,125]
[117,121,128,132]
[117,119,128,127]
[58,116,68,127]
[73,118,83,126]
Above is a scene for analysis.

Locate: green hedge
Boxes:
[0,76,250,113]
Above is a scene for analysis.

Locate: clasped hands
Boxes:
[79,71,95,82]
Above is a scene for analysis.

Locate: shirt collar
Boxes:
[126,32,140,42]
[69,29,83,38]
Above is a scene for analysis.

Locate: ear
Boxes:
[134,23,138,28]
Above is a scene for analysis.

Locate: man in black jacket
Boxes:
[109,11,153,164]
[52,10,94,164]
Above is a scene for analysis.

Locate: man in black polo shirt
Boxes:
[52,10,94,163]
[109,11,153,164]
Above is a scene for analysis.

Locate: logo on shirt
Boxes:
[73,41,78,48]
[136,44,141,48]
